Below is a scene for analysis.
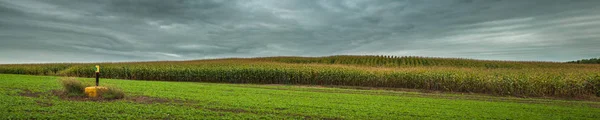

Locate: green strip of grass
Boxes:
[1,74,599,119]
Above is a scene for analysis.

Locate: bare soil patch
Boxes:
[35,100,53,107]
[19,89,42,98]
[51,90,107,101]
[17,89,189,104]
[127,96,186,104]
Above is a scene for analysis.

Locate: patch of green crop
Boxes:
[1,74,600,119]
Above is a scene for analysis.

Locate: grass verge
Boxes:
[58,77,125,100]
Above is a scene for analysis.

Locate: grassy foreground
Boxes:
[1,74,600,119]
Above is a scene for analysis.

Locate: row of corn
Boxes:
[0,57,599,98]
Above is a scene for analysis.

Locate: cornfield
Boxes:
[1,56,599,98]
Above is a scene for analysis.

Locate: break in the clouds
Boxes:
[1,0,600,63]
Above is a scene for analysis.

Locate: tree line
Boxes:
[567,58,600,64]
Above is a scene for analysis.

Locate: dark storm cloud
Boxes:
[1,0,600,63]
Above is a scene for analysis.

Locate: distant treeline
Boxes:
[567,58,600,64]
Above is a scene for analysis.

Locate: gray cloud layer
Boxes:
[1,0,600,63]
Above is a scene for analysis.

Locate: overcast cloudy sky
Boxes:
[1,0,599,63]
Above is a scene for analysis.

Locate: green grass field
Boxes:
[2,74,600,119]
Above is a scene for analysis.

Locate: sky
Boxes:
[1,0,600,63]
